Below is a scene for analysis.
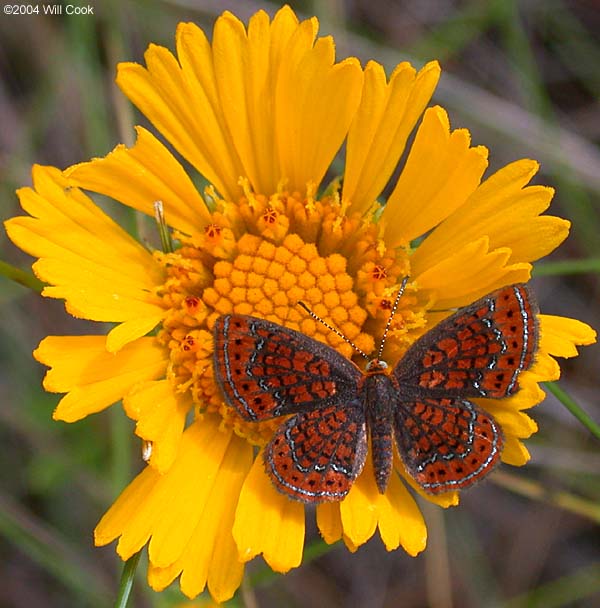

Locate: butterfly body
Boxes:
[213,284,538,503]
[359,370,395,493]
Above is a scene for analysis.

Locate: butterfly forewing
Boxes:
[265,402,368,502]
[213,315,362,421]
[394,284,538,400]
[393,397,503,494]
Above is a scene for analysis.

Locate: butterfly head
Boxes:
[365,359,389,373]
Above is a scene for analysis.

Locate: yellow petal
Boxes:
[316,502,343,544]
[148,432,252,602]
[501,436,530,466]
[339,455,379,546]
[524,323,589,390]
[147,562,177,593]
[377,472,427,555]
[9,166,163,284]
[275,28,363,193]
[213,10,285,195]
[233,450,304,572]
[414,237,532,308]
[147,424,234,568]
[114,6,362,198]
[123,380,191,473]
[5,166,166,326]
[95,463,158,549]
[343,534,359,553]
[483,405,538,438]
[106,316,165,353]
[340,454,428,554]
[37,263,164,328]
[206,438,252,602]
[411,159,569,271]
[34,336,167,422]
[175,19,253,201]
[382,106,489,246]
[399,467,460,509]
[527,351,561,382]
[343,60,440,213]
[477,375,546,413]
[540,314,597,357]
[95,418,234,563]
[66,127,210,236]
[116,33,243,202]
[509,376,547,410]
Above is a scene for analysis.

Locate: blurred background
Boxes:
[1,0,599,606]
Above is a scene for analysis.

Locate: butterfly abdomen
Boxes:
[364,371,398,493]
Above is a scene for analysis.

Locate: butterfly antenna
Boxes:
[376,276,410,361]
[296,301,370,361]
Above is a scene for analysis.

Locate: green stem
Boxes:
[544,382,600,441]
[0,260,44,293]
[114,550,142,608]
[533,258,600,276]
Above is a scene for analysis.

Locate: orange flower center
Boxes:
[155,189,425,445]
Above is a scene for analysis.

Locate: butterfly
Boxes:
[213,283,538,503]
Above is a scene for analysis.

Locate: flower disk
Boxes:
[155,198,412,445]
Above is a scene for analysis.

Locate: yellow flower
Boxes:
[4,5,595,604]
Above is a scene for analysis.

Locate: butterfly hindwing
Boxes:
[394,397,503,494]
[213,314,362,421]
[394,284,538,400]
[264,402,368,502]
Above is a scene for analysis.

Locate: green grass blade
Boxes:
[0,260,44,293]
[544,382,600,441]
[533,259,600,276]
[114,550,142,608]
